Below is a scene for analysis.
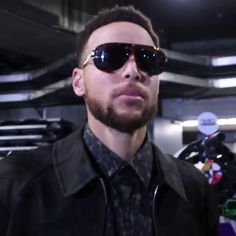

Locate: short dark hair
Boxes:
[76,5,159,67]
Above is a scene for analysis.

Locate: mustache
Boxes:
[112,84,148,100]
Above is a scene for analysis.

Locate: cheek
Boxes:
[83,70,100,93]
[83,72,112,102]
[150,80,160,100]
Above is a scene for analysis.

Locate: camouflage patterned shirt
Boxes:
[83,124,156,236]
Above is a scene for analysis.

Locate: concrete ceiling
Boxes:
[0,0,236,108]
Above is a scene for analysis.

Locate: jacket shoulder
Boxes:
[173,156,207,184]
[0,145,54,203]
[0,145,54,178]
[171,156,214,204]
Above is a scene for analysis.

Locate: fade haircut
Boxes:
[76,5,159,67]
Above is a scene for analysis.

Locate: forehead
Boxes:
[86,22,156,52]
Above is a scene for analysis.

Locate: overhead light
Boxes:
[181,120,198,127]
[211,56,236,66]
[217,118,236,125]
[211,77,236,88]
[181,118,236,127]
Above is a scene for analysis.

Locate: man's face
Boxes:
[73,22,160,133]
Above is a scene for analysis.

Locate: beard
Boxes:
[84,92,157,134]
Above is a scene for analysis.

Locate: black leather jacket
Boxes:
[0,127,219,236]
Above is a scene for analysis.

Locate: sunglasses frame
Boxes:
[81,42,167,75]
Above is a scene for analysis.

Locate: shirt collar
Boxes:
[83,124,153,188]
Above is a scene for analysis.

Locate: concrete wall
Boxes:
[152,117,183,155]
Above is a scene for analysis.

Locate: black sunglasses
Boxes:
[82,43,168,76]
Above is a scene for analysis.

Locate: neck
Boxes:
[87,116,147,161]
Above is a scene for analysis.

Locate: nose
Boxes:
[121,55,144,82]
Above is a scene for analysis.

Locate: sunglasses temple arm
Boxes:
[81,52,93,69]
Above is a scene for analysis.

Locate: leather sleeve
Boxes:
[204,180,220,236]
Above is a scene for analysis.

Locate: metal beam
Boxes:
[0,53,75,83]
[0,77,71,102]
[29,77,72,100]
[159,72,211,87]
[163,49,211,66]
[0,73,32,83]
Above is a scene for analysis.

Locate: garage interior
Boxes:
[0,0,236,229]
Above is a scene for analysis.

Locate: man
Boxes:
[0,5,218,236]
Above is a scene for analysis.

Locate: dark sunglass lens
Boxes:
[94,44,130,72]
[136,47,167,75]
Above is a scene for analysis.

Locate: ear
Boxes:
[72,68,85,96]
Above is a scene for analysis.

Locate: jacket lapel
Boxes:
[152,144,188,202]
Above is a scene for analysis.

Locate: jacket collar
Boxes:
[53,126,188,202]
[53,126,98,197]
[152,145,188,202]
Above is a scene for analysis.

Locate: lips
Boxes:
[115,87,147,100]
